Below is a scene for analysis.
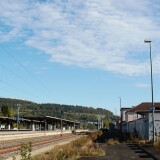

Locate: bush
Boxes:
[106,138,119,145]
[12,141,32,160]
[89,131,102,141]
[154,140,160,151]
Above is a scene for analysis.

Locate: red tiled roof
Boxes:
[128,102,160,113]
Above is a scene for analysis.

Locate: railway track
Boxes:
[0,133,79,160]
[127,144,159,160]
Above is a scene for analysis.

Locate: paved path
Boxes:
[78,143,160,160]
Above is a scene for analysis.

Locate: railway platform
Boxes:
[0,130,72,141]
[78,143,160,160]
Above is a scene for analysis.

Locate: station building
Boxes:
[0,116,80,131]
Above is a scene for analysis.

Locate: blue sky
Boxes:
[0,0,160,114]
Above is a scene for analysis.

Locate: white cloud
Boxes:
[0,27,21,41]
[0,0,160,76]
[135,83,150,88]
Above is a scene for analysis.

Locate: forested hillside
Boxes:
[0,98,115,128]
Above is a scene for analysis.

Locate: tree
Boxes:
[1,104,13,117]
[103,119,112,128]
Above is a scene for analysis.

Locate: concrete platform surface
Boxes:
[0,130,72,141]
[78,143,160,160]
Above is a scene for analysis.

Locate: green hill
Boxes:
[0,97,114,127]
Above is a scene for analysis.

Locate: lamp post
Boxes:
[17,104,21,131]
[118,97,121,112]
[118,97,122,142]
[97,112,100,130]
[60,110,63,136]
[118,97,122,129]
[144,40,155,143]
[74,111,76,131]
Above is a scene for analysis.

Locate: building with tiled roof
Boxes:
[127,102,160,114]
[121,102,160,141]
[120,107,131,122]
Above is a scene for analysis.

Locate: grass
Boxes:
[34,132,105,160]
[153,140,160,152]
[122,132,147,144]
[106,138,119,145]
[133,139,148,144]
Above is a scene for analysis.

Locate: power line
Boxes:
[0,64,48,96]
[0,79,50,102]
[0,45,55,101]
[0,79,34,97]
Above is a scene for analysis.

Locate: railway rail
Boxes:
[127,144,159,160]
[0,133,80,160]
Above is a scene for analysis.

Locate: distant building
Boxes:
[121,108,131,121]
[120,108,131,132]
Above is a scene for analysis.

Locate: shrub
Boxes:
[153,140,160,151]
[20,141,32,160]
[12,141,32,160]
[89,131,102,141]
[106,138,119,145]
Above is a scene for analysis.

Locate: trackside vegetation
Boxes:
[34,132,105,160]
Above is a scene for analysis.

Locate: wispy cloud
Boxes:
[34,66,49,74]
[0,0,160,76]
[135,83,150,88]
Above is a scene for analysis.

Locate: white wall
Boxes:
[121,108,131,121]
[125,112,142,122]
[148,113,160,140]
[126,113,160,141]
[122,110,127,121]
[125,112,135,122]
[0,124,5,129]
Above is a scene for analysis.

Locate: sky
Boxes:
[0,0,160,114]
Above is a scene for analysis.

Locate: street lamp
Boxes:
[60,110,63,136]
[118,97,122,126]
[74,112,76,131]
[97,112,100,130]
[144,40,155,143]
[118,97,122,141]
[118,97,122,113]
[17,104,21,131]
